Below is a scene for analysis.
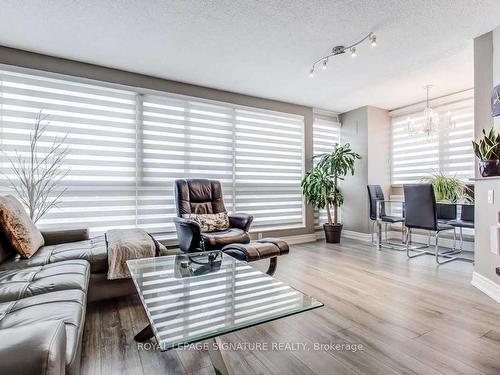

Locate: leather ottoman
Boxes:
[221,238,289,275]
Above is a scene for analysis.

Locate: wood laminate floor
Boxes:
[81,239,500,375]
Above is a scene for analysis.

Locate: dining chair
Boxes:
[449,185,474,250]
[437,203,457,223]
[403,184,460,264]
[367,185,405,250]
[436,203,458,248]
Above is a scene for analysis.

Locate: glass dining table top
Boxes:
[127,251,323,350]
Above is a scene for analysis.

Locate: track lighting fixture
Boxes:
[309,32,377,76]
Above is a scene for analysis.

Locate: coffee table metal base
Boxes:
[134,325,229,374]
[207,336,229,375]
[134,324,154,342]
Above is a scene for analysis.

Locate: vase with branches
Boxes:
[1,111,70,223]
[301,143,361,243]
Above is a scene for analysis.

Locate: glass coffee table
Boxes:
[127,251,323,374]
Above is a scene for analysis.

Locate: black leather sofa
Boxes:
[0,229,138,375]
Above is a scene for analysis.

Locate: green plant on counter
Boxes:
[421,172,472,203]
[472,128,500,160]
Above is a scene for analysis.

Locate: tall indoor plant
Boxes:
[301,143,361,243]
[472,127,500,177]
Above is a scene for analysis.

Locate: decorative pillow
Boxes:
[0,195,44,258]
[182,212,230,233]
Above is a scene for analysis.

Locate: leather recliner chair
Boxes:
[173,179,253,252]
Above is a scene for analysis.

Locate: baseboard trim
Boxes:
[471,272,500,303]
[281,233,318,245]
[315,230,325,240]
[341,230,372,242]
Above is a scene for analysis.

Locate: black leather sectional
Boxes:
[0,229,137,375]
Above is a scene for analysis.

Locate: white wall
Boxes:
[473,28,500,295]
[340,106,391,234]
[339,107,369,233]
[367,107,391,198]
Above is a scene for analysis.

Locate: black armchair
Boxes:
[173,179,253,253]
[228,212,254,232]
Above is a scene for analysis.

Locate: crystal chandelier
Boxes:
[407,85,440,138]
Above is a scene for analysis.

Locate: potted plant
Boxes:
[421,172,473,203]
[472,128,500,177]
[301,143,361,243]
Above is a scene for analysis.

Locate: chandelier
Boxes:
[309,32,377,77]
[407,85,441,138]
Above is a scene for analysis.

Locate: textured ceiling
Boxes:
[0,1,500,112]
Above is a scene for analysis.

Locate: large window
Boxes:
[390,94,474,185]
[312,113,341,228]
[234,107,305,232]
[0,67,305,237]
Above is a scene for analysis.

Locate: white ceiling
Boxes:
[1,1,500,113]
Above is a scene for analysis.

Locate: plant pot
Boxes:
[323,223,343,243]
[479,160,500,177]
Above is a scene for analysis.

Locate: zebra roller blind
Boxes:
[234,108,305,232]
[391,95,474,184]
[0,67,305,237]
[312,113,341,229]
[140,94,236,235]
[0,69,138,233]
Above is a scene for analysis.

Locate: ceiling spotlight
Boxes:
[309,31,377,77]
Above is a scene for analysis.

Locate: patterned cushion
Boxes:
[182,212,230,232]
[0,195,44,259]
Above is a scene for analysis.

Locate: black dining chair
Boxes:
[436,203,458,248]
[367,185,405,250]
[449,185,474,250]
[437,203,457,223]
[403,184,460,264]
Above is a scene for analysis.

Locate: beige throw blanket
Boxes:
[106,229,160,280]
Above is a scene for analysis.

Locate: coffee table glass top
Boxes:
[127,251,323,350]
